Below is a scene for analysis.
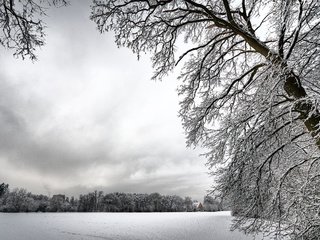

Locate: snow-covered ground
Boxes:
[0,211,268,240]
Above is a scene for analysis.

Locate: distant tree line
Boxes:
[0,183,227,213]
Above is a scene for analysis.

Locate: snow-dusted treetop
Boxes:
[0,0,68,60]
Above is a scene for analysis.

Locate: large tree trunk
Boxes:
[284,74,320,147]
[238,30,320,148]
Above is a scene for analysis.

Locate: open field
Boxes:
[0,211,269,240]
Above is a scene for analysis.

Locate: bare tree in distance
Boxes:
[91,0,320,239]
[0,0,68,60]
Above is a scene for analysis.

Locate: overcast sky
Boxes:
[0,1,212,200]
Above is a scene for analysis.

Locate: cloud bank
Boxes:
[0,1,211,200]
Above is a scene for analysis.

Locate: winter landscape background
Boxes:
[1,0,320,239]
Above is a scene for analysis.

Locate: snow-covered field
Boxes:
[0,211,267,240]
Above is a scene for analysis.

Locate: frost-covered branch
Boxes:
[0,0,68,60]
[91,0,320,238]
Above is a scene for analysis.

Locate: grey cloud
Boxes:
[0,0,211,200]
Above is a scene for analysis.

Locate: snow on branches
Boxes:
[92,0,320,238]
[0,0,68,60]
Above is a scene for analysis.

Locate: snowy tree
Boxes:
[103,193,121,212]
[0,183,9,198]
[148,192,162,212]
[203,195,219,212]
[91,0,320,238]
[2,188,37,212]
[49,194,67,212]
[184,196,194,212]
[0,0,67,60]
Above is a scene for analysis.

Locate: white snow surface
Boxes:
[0,211,268,240]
